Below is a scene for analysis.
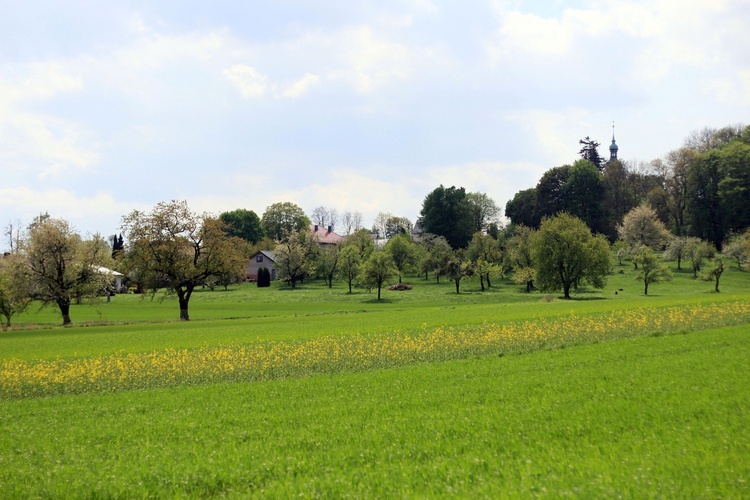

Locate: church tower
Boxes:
[608,122,619,163]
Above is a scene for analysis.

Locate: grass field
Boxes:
[1,261,749,496]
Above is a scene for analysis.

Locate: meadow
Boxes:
[1,261,749,496]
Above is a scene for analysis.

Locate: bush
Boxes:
[257,267,271,288]
[388,283,413,291]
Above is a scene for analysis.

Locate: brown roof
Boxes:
[310,224,344,245]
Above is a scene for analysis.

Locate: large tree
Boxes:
[420,185,474,249]
[416,233,452,282]
[466,232,502,290]
[530,213,611,299]
[340,211,363,236]
[579,136,603,171]
[22,218,114,325]
[534,165,571,224]
[466,192,501,233]
[506,224,536,292]
[261,202,310,242]
[219,208,265,243]
[563,159,605,234]
[122,200,245,321]
[505,188,538,228]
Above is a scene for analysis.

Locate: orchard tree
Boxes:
[219,209,265,243]
[467,232,502,290]
[275,230,319,288]
[22,218,114,325]
[317,244,340,288]
[700,257,726,292]
[663,236,689,270]
[346,228,376,260]
[0,254,30,328]
[633,247,672,295]
[445,249,474,294]
[617,205,672,252]
[385,233,416,283]
[417,233,452,282]
[530,213,611,299]
[122,200,245,321]
[337,245,362,293]
[723,230,750,269]
[359,250,396,300]
[261,202,309,242]
[684,237,715,278]
[506,225,536,292]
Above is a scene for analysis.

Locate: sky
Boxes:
[1,0,749,246]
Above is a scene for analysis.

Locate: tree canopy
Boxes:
[122,200,245,321]
[261,202,310,242]
[219,208,265,243]
[530,213,611,299]
[420,185,474,249]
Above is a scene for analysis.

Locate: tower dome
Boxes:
[608,123,618,162]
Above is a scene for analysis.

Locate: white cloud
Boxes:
[281,73,320,99]
[223,64,268,98]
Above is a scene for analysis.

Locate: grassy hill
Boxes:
[1,261,749,496]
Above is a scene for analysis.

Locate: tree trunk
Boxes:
[455,279,460,294]
[486,274,492,288]
[377,284,382,300]
[176,288,190,321]
[479,275,485,291]
[563,284,571,299]
[58,299,72,325]
[644,281,649,295]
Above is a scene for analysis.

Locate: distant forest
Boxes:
[505,124,750,251]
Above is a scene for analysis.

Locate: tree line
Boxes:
[2,124,749,326]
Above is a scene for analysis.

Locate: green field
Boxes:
[1,263,749,496]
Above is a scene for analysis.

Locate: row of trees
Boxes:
[505,124,750,248]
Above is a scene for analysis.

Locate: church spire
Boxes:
[608,121,618,163]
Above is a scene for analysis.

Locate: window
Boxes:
[256,255,263,262]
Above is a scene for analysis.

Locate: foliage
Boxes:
[531,213,611,299]
[416,233,451,282]
[722,230,750,269]
[700,257,726,292]
[617,204,672,251]
[121,200,245,320]
[0,255,30,328]
[505,225,536,292]
[663,236,689,270]
[633,247,672,295]
[275,230,319,288]
[504,188,537,228]
[316,244,340,288]
[467,232,503,290]
[21,218,114,325]
[445,249,474,294]
[579,136,603,171]
[359,250,396,300]
[256,267,271,288]
[344,228,375,260]
[219,208,265,243]
[385,233,416,283]
[420,185,474,249]
[261,202,310,242]
[465,192,501,233]
[336,245,361,293]
[684,237,715,278]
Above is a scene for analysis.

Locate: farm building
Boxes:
[245,250,276,281]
